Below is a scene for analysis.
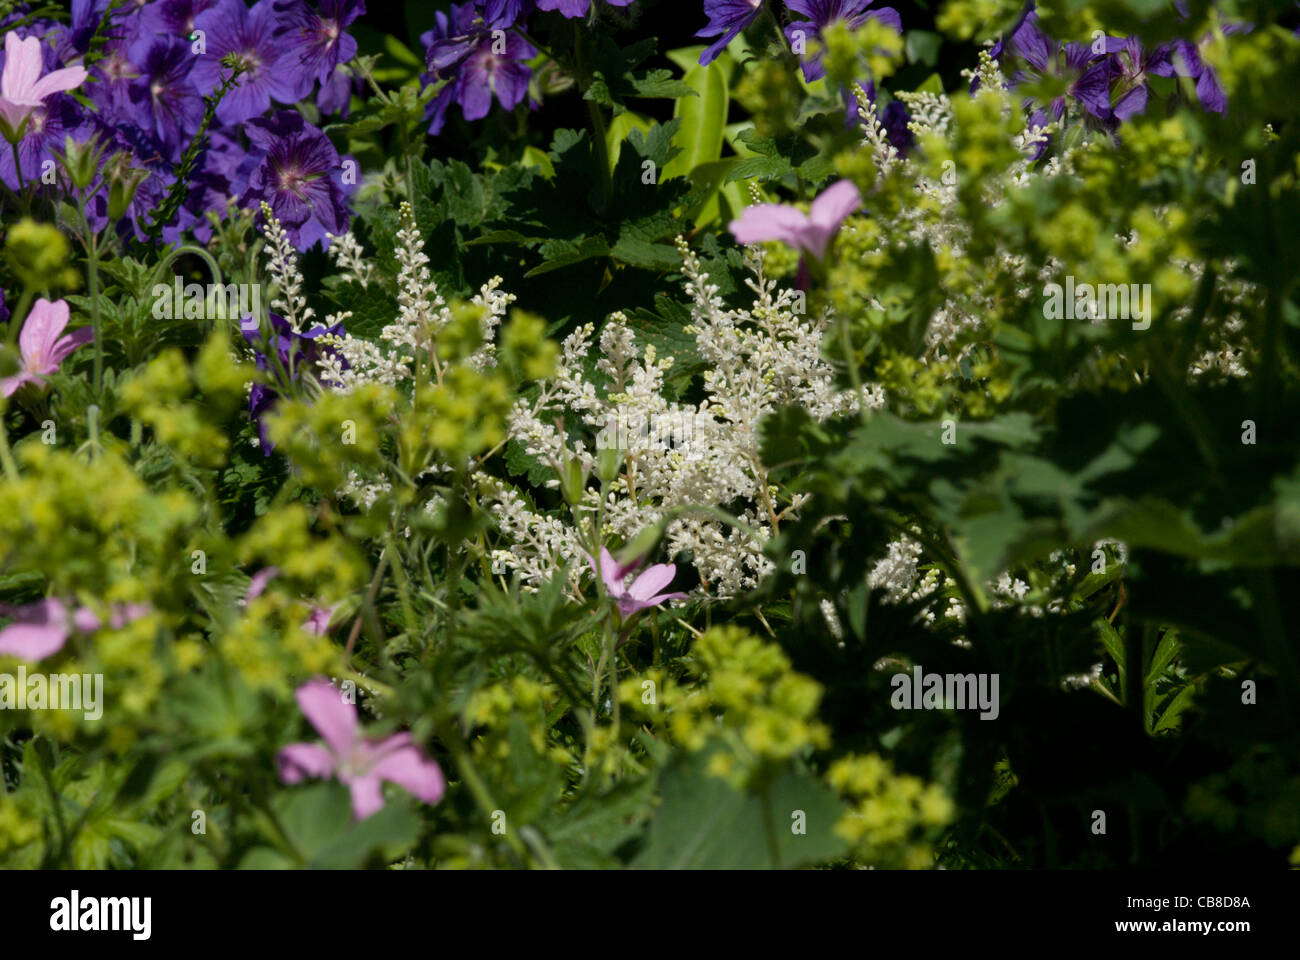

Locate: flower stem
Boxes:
[0,413,20,481]
[10,139,28,215]
[571,23,612,210]
[76,196,104,398]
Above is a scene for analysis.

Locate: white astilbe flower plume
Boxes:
[260,201,313,332]
[482,239,883,598]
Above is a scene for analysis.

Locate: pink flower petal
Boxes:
[616,591,687,618]
[18,299,69,370]
[73,606,101,633]
[800,180,861,260]
[347,774,387,820]
[808,179,862,233]
[0,598,71,660]
[47,326,93,368]
[107,603,151,629]
[302,604,337,636]
[599,546,628,596]
[1,371,40,398]
[370,738,446,806]
[295,678,357,754]
[626,563,678,602]
[1,33,42,102]
[0,622,69,660]
[27,65,88,102]
[276,742,336,784]
[729,203,810,249]
[246,566,281,600]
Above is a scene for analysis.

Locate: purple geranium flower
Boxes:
[1100,35,1171,121]
[1004,12,1112,121]
[127,35,204,160]
[277,678,447,821]
[0,90,79,191]
[190,0,313,124]
[241,110,350,249]
[86,33,142,120]
[483,0,533,27]
[69,115,180,241]
[730,178,861,262]
[54,0,121,64]
[535,0,636,19]
[420,4,536,135]
[170,127,254,242]
[315,62,358,116]
[272,0,365,86]
[1160,38,1227,114]
[696,0,764,66]
[845,79,913,151]
[784,0,902,82]
[589,547,687,619]
[140,0,218,36]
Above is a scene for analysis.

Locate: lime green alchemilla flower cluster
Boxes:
[464,675,566,767]
[829,753,954,870]
[622,626,830,788]
[4,219,80,292]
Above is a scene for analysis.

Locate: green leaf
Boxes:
[307,803,421,868]
[520,145,555,179]
[635,748,847,869]
[275,782,355,863]
[525,235,611,277]
[1145,630,1182,688]
[663,60,728,181]
[905,30,943,67]
[1153,684,1197,734]
[682,158,738,227]
[606,110,654,173]
[543,776,656,868]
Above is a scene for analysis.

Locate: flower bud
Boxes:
[60,134,101,191]
[104,153,148,222]
[616,524,663,570]
[559,455,586,507]
[596,445,622,484]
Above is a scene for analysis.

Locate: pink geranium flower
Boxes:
[0,32,88,139]
[728,178,862,262]
[277,679,447,820]
[589,547,687,619]
[1,299,93,398]
[0,597,151,661]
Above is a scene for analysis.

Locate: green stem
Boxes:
[445,732,530,861]
[10,139,28,214]
[155,244,225,290]
[838,310,870,427]
[571,23,612,209]
[384,531,418,646]
[76,196,104,397]
[0,413,20,481]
